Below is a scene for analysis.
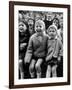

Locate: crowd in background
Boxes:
[19,11,63,42]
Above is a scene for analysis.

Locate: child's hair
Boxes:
[19,20,29,27]
[28,18,34,23]
[35,20,45,32]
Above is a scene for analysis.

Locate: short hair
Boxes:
[35,20,45,32]
[28,17,34,21]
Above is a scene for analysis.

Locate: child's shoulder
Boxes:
[56,37,62,46]
[43,34,48,39]
[56,37,61,42]
[29,33,37,40]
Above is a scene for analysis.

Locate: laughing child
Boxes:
[24,20,48,78]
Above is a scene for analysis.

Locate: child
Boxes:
[46,25,63,78]
[19,21,29,79]
[28,18,35,36]
[52,17,60,29]
[52,17,62,41]
[24,20,48,78]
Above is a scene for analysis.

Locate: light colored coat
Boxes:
[46,38,63,61]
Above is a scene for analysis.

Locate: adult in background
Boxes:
[44,12,54,31]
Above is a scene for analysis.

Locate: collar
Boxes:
[35,33,44,37]
[48,35,57,40]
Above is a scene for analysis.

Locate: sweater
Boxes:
[25,33,48,63]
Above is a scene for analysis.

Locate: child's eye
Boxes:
[19,25,21,27]
[36,25,37,27]
[40,26,42,28]
[49,31,51,32]
[19,24,24,27]
[52,30,54,32]
[22,24,24,26]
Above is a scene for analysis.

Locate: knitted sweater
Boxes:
[25,33,48,63]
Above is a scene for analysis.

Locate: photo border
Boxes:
[9,1,70,89]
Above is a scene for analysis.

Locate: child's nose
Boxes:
[38,26,41,29]
[20,25,23,28]
[50,32,53,34]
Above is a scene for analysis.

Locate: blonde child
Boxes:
[25,20,48,78]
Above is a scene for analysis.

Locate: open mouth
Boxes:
[36,29,42,32]
[19,28,25,32]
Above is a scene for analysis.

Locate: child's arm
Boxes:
[46,53,53,62]
[24,37,33,64]
[20,43,27,50]
[19,34,29,50]
[46,38,53,62]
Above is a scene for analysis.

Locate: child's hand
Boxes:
[58,57,61,62]
[24,53,32,64]
[20,43,27,47]
[20,43,27,50]
[46,56,52,62]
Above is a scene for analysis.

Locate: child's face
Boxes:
[28,19,34,35]
[53,19,59,27]
[28,19,34,26]
[35,14,41,21]
[48,27,57,39]
[35,22,44,36]
[19,22,27,33]
[46,14,52,21]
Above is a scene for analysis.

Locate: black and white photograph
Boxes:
[18,10,63,79]
[9,1,70,88]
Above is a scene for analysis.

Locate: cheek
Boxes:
[48,32,51,35]
[22,27,26,31]
[48,32,55,36]
[53,32,57,36]
[35,27,38,30]
[24,26,27,30]
[41,26,44,30]
[19,26,22,29]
